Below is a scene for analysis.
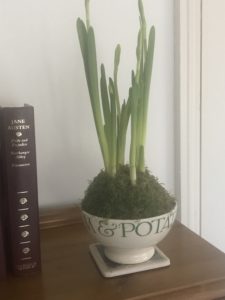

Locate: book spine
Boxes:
[0,196,6,279]
[1,106,41,275]
[0,124,7,279]
[0,224,6,279]
[0,218,6,279]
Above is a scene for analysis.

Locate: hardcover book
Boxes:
[0,200,6,279]
[0,105,41,275]
[0,127,7,279]
[0,222,6,279]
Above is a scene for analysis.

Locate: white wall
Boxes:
[201,0,225,252]
[0,0,175,207]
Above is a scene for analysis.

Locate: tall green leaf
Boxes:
[130,82,139,185]
[109,78,117,176]
[114,45,121,116]
[76,19,91,94]
[141,26,155,147]
[100,64,111,146]
[86,27,110,171]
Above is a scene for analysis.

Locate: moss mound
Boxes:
[82,165,176,219]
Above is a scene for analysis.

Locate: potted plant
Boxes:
[76,0,177,266]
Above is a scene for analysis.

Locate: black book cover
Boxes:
[0,183,6,279]
[0,122,7,279]
[0,105,41,275]
[0,221,6,279]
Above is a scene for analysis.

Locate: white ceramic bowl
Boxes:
[82,203,177,264]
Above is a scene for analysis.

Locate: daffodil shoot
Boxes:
[77,0,176,220]
[77,0,155,185]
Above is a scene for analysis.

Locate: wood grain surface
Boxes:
[39,205,82,229]
[1,207,225,299]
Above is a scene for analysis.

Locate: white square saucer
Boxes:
[89,243,170,278]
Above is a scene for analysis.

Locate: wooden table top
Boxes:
[1,216,225,300]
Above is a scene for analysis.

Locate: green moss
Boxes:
[82,165,176,219]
